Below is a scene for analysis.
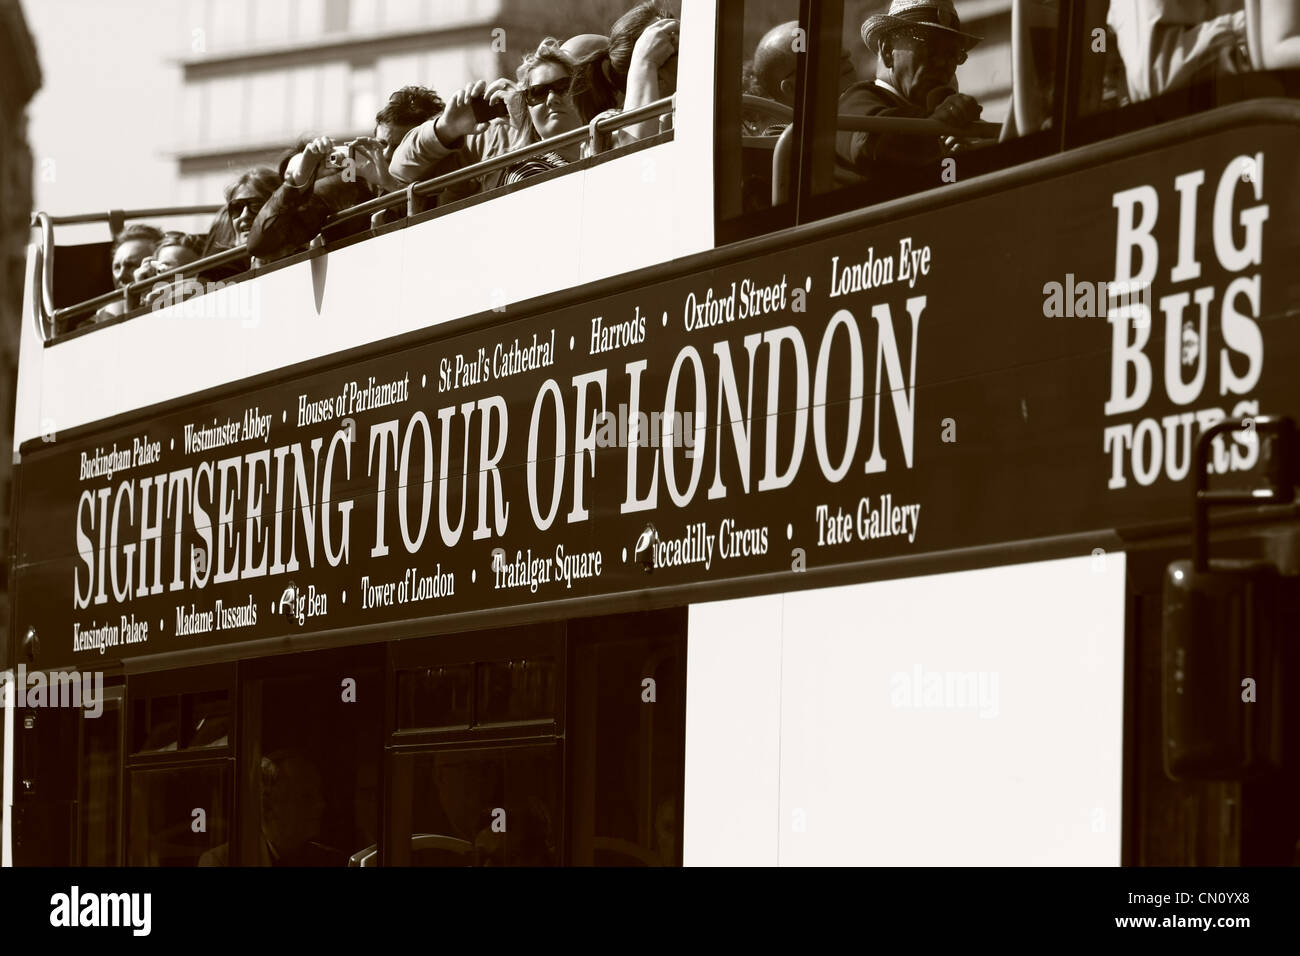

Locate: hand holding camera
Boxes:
[438,79,519,144]
[348,136,401,191]
[292,135,339,184]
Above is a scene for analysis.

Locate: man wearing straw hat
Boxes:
[837,0,984,193]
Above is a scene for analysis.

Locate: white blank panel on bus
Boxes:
[685,554,1126,866]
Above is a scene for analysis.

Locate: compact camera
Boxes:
[470,93,510,124]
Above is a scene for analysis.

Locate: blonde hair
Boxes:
[517,37,577,88]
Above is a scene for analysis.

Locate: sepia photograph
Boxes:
[0,0,1296,938]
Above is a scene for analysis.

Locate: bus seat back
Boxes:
[52,240,114,310]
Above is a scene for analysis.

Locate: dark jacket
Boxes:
[836,81,945,200]
[247,166,375,263]
[390,118,540,197]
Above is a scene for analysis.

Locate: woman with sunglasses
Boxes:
[389,35,612,195]
[193,166,281,277]
[499,40,603,184]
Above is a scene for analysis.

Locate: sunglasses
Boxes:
[227,197,263,220]
[524,76,572,107]
[894,32,968,64]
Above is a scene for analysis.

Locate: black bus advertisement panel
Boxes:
[12,122,1296,671]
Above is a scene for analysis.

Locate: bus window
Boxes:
[737,0,804,218]
[127,764,229,866]
[1070,0,1299,144]
[717,1,1063,236]
[812,0,1062,213]
[125,670,235,866]
[398,746,562,866]
[716,0,808,240]
[568,610,686,867]
[242,658,382,867]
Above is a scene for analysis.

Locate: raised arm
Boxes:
[1248,0,1300,69]
[621,18,679,144]
[1107,0,1246,101]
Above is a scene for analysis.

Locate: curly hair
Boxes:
[517,37,576,85]
[376,85,445,128]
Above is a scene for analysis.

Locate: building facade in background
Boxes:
[0,0,40,662]
[174,0,636,203]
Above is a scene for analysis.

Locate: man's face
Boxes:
[883,31,966,106]
[112,239,153,288]
[373,122,409,167]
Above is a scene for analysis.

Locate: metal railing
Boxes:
[32,206,222,333]
[33,91,1003,340]
[32,96,678,342]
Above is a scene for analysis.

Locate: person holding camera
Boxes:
[388,70,538,194]
[390,36,626,195]
[248,86,449,263]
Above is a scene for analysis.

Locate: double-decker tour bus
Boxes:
[3,0,1299,868]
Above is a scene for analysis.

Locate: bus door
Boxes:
[1126,527,1300,865]
[386,623,566,867]
[237,646,384,867]
[384,610,686,866]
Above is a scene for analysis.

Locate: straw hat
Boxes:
[861,0,982,53]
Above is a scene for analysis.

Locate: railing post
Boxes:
[660,93,677,133]
[588,116,610,156]
[407,183,419,218]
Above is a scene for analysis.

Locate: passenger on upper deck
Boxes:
[224,167,281,252]
[563,33,610,60]
[1107,0,1248,102]
[388,30,620,195]
[836,0,983,200]
[387,69,542,194]
[569,1,680,146]
[248,86,449,262]
[743,20,859,134]
[133,231,204,310]
[88,223,163,326]
[753,20,859,110]
[502,40,604,183]
[1245,0,1300,69]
